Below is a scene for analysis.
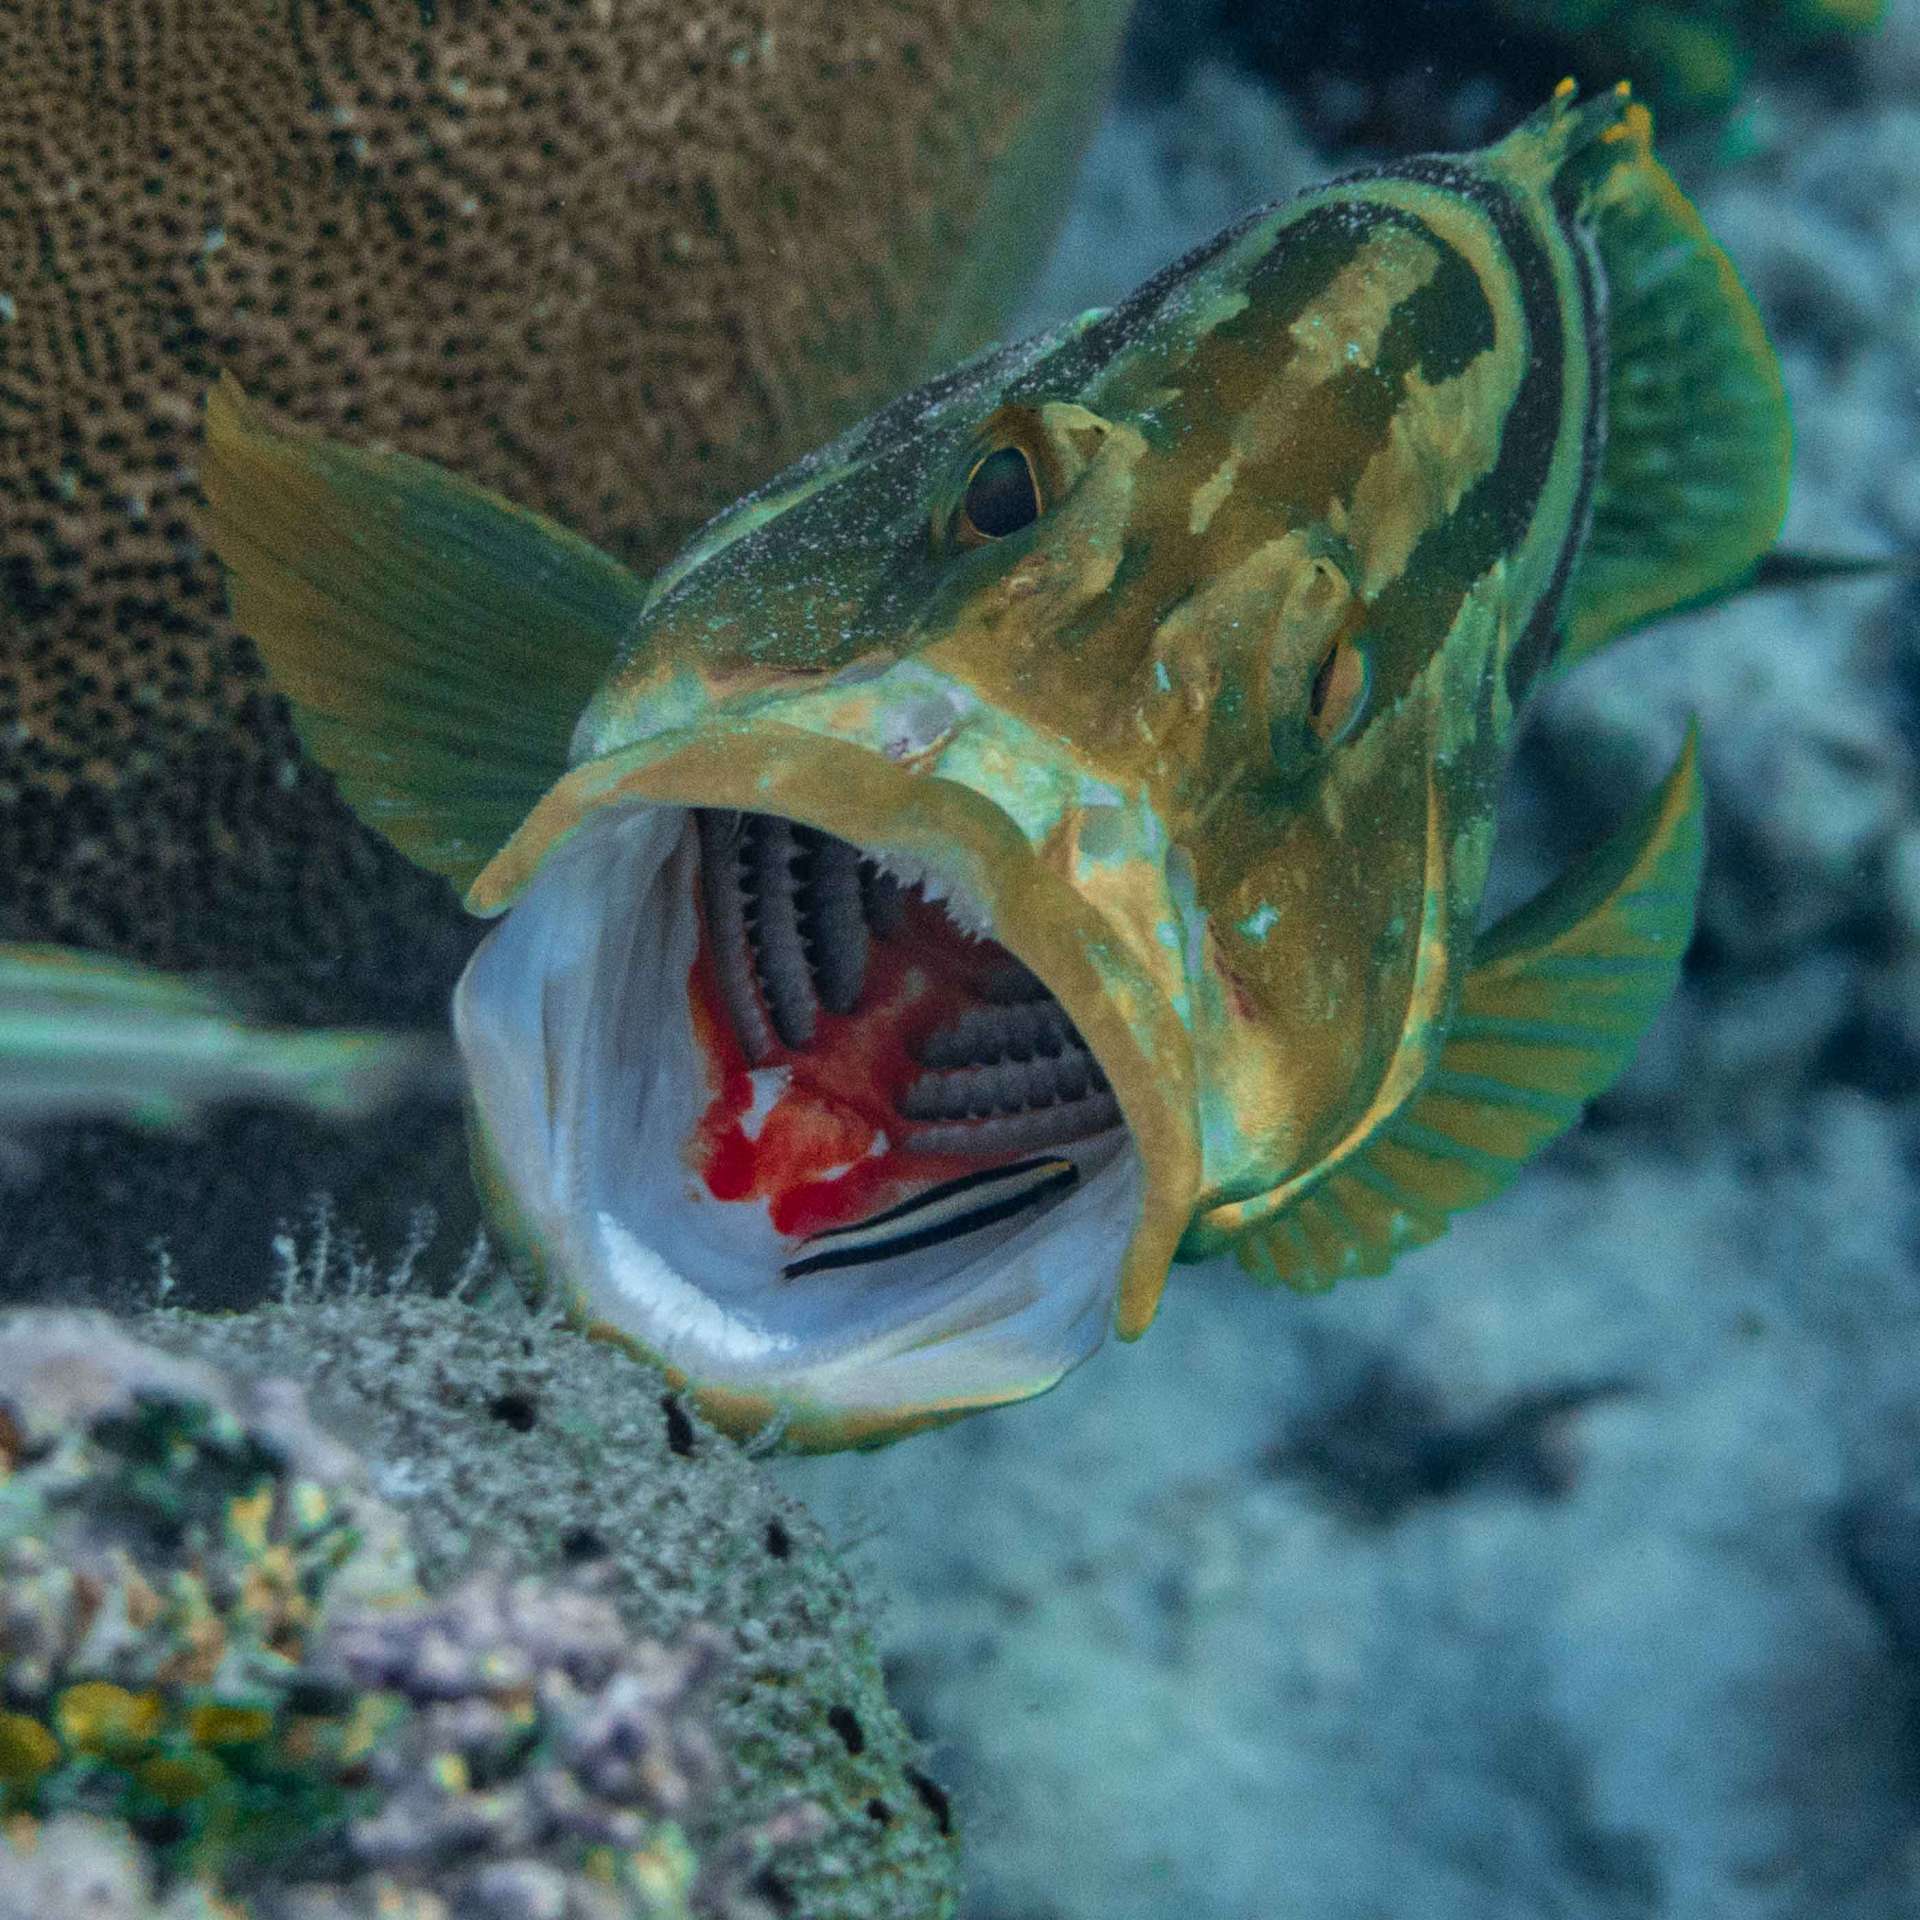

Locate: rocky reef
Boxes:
[0,1301,960,1917]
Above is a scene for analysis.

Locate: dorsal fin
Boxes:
[201,377,649,895]
[1236,728,1705,1292]
[1558,104,1790,669]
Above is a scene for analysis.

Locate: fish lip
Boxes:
[463,721,1203,1424]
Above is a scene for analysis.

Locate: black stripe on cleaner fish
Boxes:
[784,1155,1080,1279]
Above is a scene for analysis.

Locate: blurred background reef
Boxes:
[4,3,1920,1918]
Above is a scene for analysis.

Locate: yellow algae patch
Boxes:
[0,1715,59,1791]
[225,1485,274,1554]
[187,1702,276,1748]
[138,1751,227,1807]
[53,1683,163,1755]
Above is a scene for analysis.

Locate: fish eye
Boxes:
[1307,633,1370,745]
[957,445,1044,545]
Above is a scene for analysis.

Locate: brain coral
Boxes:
[0,0,1125,1027]
[3,1300,962,1916]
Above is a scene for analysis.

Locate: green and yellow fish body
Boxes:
[202,85,1788,1449]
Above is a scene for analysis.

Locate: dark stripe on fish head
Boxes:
[1503,181,1608,705]
[908,200,1416,772]
[1344,159,1566,726]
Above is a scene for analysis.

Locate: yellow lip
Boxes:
[469,722,1205,1342]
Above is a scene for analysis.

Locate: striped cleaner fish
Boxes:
[201,83,1788,1450]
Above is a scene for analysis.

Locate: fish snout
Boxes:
[457,695,1206,1442]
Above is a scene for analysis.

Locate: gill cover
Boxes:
[1185,85,1786,1287]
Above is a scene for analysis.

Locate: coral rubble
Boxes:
[1,1303,959,1917]
[140,1287,961,1919]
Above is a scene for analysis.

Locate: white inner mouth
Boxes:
[453,803,1143,1421]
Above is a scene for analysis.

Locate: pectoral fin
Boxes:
[201,377,649,895]
[1238,728,1705,1291]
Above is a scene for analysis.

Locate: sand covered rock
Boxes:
[1,1302,959,1919]
[140,1287,961,1920]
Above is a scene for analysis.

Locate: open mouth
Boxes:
[453,799,1143,1432]
[692,808,1126,1267]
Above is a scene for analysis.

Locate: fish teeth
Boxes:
[744,815,820,1050]
[697,810,775,1065]
[861,848,993,940]
[859,857,905,938]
